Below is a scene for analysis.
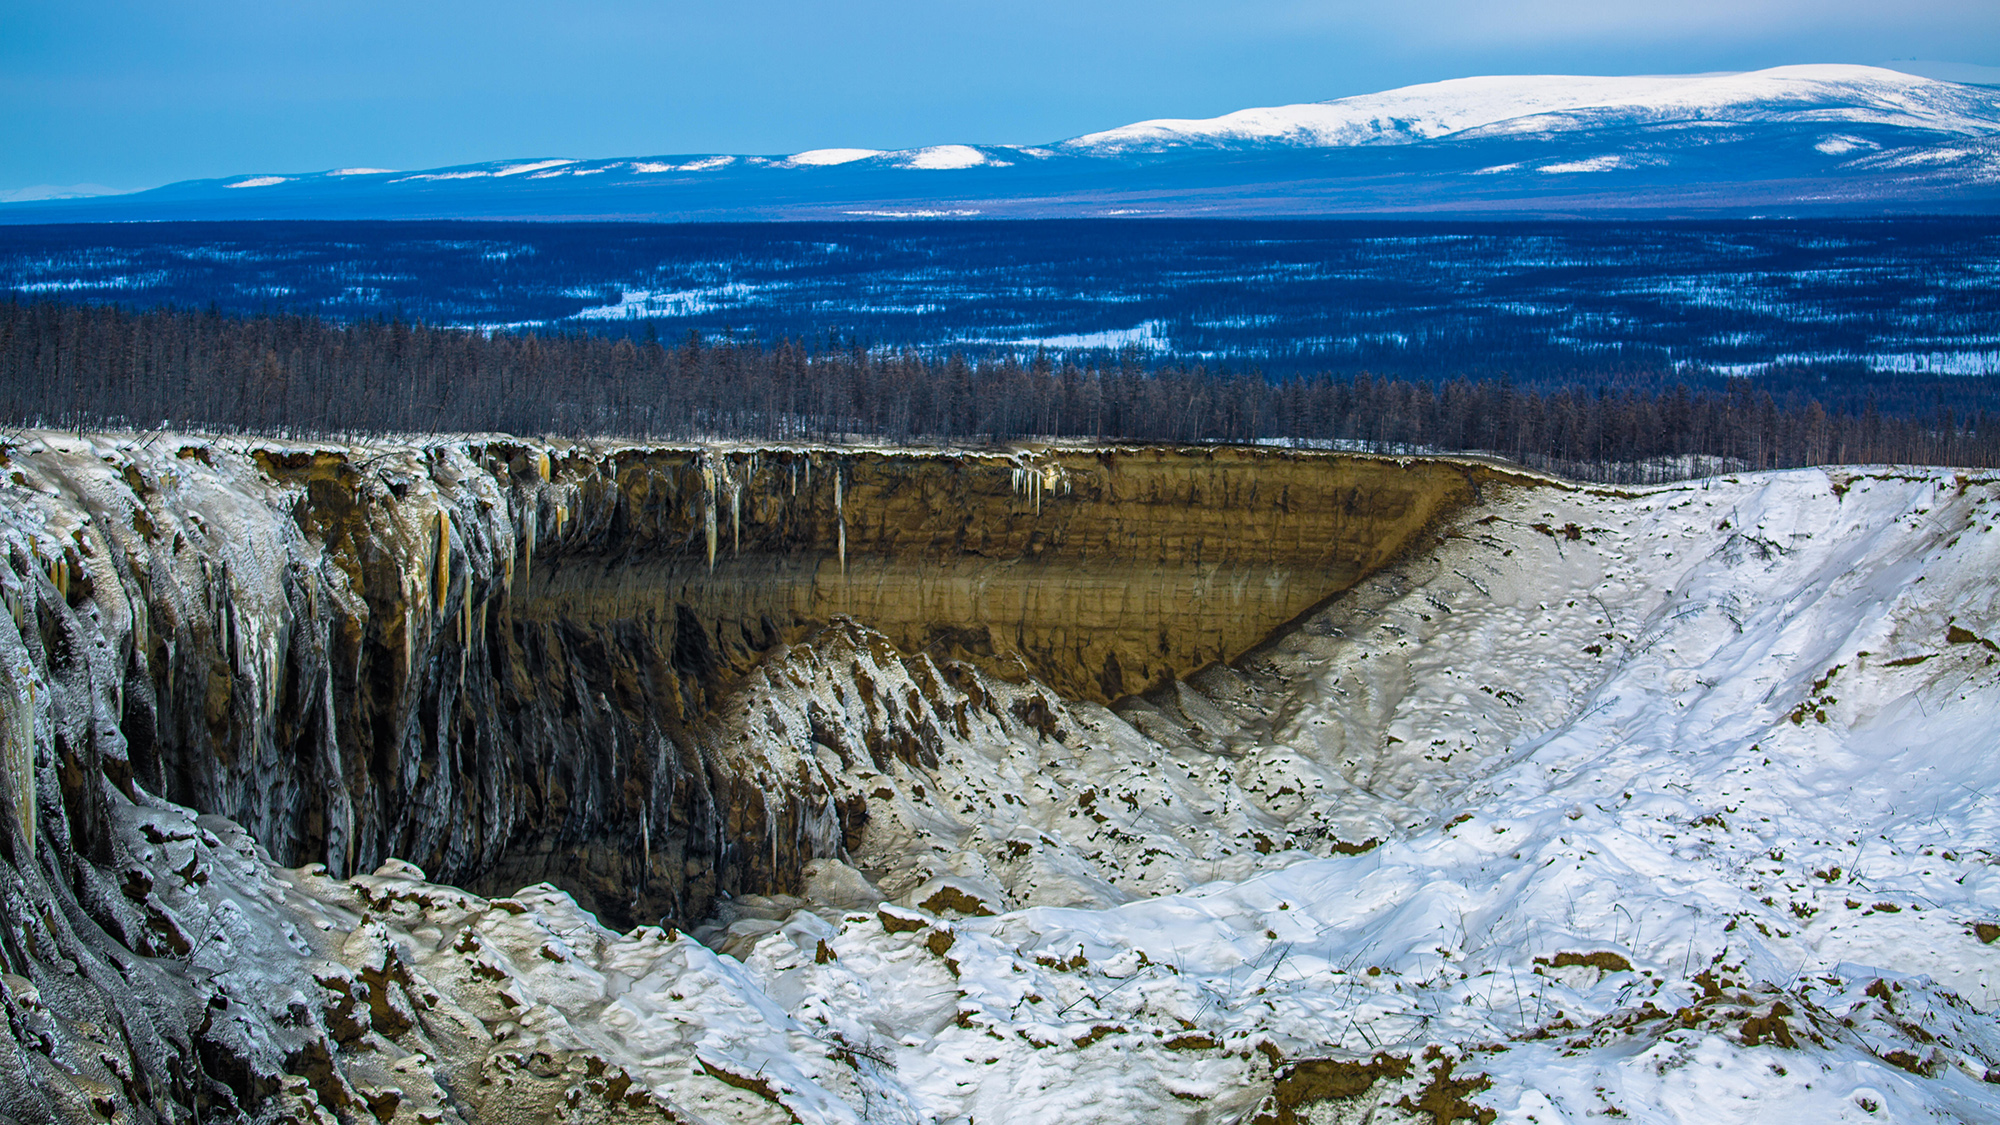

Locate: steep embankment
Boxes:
[1,437,1492,926]
[0,434,1506,1123]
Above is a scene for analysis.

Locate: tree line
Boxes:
[2,299,1996,483]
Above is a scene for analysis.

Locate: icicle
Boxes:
[433,510,452,612]
[522,506,536,592]
[460,581,472,680]
[834,469,846,577]
[2,668,35,849]
[1012,461,1051,513]
[701,460,720,571]
[731,485,741,556]
[534,450,551,482]
[704,501,718,572]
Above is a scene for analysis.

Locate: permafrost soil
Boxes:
[0,434,1997,1123]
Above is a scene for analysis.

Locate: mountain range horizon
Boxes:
[8,63,2000,220]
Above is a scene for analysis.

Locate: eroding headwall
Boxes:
[524,444,1505,704]
[0,432,1544,1122]
[0,436,1519,933]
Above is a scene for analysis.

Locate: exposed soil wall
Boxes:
[1,437,1521,933]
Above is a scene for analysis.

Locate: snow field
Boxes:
[1065,65,2000,155]
[674,466,2000,1121]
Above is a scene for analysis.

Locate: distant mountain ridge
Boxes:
[1063,65,2000,152]
[9,64,2000,221]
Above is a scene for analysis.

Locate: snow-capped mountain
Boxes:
[8,64,2000,221]
[1061,64,2000,153]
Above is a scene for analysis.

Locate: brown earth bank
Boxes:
[0,434,1553,1122]
[4,436,1528,931]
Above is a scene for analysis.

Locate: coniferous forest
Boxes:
[3,299,1996,483]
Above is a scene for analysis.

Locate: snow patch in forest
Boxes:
[981,320,1173,352]
[1540,154,1643,173]
[393,159,576,182]
[12,273,166,292]
[491,159,576,177]
[1707,351,2000,376]
[1864,350,2000,375]
[569,283,765,320]
[625,157,742,173]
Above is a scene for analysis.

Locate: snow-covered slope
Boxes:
[9,65,2000,222]
[631,463,2000,1123]
[1063,64,2000,153]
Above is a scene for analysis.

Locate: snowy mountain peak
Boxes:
[12,64,2000,222]
[1061,64,2000,154]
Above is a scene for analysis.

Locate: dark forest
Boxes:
[3,299,1996,483]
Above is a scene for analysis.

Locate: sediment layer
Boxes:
[0,436,1508,925]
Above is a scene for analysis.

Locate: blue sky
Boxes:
[2,0,1995,195]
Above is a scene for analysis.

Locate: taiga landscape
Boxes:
[2,3,2000,1122]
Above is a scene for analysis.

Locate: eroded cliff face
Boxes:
[550,445,1500,706]
[0,433,1522,1123]
[2,436,1508,931]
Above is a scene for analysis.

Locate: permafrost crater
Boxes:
[1,435,1997,1123]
